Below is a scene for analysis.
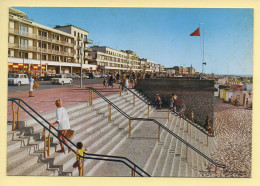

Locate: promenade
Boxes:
[7,84,120,122]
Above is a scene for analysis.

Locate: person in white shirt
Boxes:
[50,99,71,153]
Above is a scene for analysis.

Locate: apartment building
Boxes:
[88,46,143,73]
[8,8,95,75]
[140,58,158,72]
[54,25,93,67]
[173,65,196,75]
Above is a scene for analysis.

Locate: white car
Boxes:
[8,74,29,86]
[51,74,72,85]
[66,73,80,79]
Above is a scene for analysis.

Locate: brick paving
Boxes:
[199,98,252,177]
[7,84,120,121]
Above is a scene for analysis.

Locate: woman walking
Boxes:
[50,99,71,153]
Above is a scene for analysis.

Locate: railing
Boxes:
[87,87,226,171]
[8,97,150,177]
[120,84,214,138]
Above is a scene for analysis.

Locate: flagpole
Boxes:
[201,23,205,74]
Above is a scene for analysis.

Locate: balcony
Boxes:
[9,28,37,39]
[83,39,93,44]
[77,36,83,41]
[8,43,37,51]
[84,47,92,52]
[84,55,92,60]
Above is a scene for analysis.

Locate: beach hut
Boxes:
[245,83,253,91]
[244,91,253,108]
[214,84,219,97]
[232,91,245,106]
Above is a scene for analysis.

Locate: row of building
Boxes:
[8,8,168,76]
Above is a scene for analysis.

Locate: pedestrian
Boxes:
[49,99,71,153]
[72,142,88,173]
[124,77,129,94]
[170,94,174,110]
[28,74,34,97]
[173,94,178,113]
[103,78,107,89]
[203,116,214,135]
[108,73,114,89]
[155,94,162,109]
[179,99,186,117]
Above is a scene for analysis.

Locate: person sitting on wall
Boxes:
[179,99,186,117]
[155,94,162,109]
[203,116,214,135]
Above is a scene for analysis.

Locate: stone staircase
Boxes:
[7,89,218,177]
[7,91,153,176]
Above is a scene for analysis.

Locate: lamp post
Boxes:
[80,46,83,88]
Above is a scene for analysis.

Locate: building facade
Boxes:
[8,8,95,75]
[8,8,164,76]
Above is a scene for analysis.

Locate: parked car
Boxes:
[94,73,101,78]
[99,73,108,78]
[66,73,80,79]
[39,74,56,81]
[51,74,72,85]
[8,74,29,86]
[84,73,94,79]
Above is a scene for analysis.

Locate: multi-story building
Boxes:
[8,8,95,75]
[89,46,144,74]
[54,25,93,66]
[173,65,195,75]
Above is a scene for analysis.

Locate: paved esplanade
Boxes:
[7,84,120,122]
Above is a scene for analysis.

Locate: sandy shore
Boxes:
[199,98,252,177]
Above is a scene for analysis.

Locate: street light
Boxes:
[80,46,83,88]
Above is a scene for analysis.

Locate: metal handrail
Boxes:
[87,87,226,169]
[121,84,214,137]
[8,97,150,177]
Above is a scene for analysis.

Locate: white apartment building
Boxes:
[89,46,143,73]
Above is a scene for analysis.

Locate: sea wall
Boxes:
[136,78,216,126]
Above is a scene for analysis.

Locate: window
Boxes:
[74,31,76,36]
[19,38,28,49]
[19,25,28,36]
[81,34,83,38]
[18,52,28,58]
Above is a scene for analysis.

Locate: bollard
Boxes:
[48,126,51,157]
[129,120,132,137]
[207,136,208,147]
[78,158,82,176]
[17,100,20,129]
[120,85,122,96]
[215,166,217,173]
[11,101,21,131]
[147,105,150,117]
[89,89,93,105]
[133,95,135,107]
[187,122,189,134]
[12,102,15,131]
[43,128,46,159]
[168,110,170,121]
[108,104,111,121]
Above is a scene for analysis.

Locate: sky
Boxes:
[13,7,253,75]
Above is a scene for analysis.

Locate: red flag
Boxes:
[190,28,200,36]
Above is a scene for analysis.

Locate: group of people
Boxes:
[155,93,214,135]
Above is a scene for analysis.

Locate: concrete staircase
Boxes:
[7,91,154,176]
[7,89,217,177]
[89,89,217,177]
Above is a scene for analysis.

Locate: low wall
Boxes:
[136,78,215,127]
